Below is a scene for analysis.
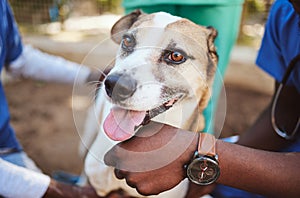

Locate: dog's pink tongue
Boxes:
[103,107,146,141]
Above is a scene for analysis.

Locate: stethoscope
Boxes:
[271,54,300,140]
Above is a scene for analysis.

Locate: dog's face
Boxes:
[102,10,218,141]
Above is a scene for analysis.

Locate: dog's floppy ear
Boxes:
[111,10,143,44]
[197,26,218,115]
[206,26,218,64]
[205,26,218,79]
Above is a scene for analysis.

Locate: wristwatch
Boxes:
[186,133,220,185]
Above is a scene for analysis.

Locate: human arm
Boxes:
[43,179,100,198]
[3,1,99,84]
[104,122,300,197]
[5,45,101,85]
[0,158,102,198]
[0,158,50,198]
[102,73,299,197]
[216,139,300,197]
[45,180,135,198]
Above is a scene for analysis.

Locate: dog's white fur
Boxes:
[81,11,218,197]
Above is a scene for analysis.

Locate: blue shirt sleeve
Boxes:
[0,1,23,150]
[4,1,23,64]
[256,0,300,92]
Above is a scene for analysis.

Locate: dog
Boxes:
[81,10,218,197]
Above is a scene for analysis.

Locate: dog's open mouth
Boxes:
[103,97,180,141]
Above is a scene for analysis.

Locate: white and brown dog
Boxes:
[81,10,218,197]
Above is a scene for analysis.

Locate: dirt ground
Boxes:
[4,62,272,176]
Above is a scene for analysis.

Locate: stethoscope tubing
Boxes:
[271,54,300,140]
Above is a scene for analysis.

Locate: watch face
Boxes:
[187,156,220,185]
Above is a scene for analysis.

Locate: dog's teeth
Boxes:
[143,97,180,126]
[165,103,173,107]
[165,98,177,107]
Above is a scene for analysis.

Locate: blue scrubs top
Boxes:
[256,0,300,92]
[213,0,300,197]
[0,0,23,150]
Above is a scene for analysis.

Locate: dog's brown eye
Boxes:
[122,34,135,52]
[168,51,185,63]
[123,37,132,47]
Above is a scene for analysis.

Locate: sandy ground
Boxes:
[4,60,272,175]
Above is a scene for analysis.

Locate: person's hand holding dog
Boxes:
[104,122,202,196]
[104,121,300,197]
[44,179,134,198]
[104,122,216,198]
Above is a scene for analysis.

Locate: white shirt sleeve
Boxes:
[0,158,50,198]
[7,45,91,84]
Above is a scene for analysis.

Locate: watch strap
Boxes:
[198,133,216,156]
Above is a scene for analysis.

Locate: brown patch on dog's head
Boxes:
[165,19,218,77]
[111,10,143,44]
[163,19,218,131]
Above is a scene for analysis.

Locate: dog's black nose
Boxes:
[104,73,137,102]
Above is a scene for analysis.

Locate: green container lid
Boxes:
[123,0,244,7]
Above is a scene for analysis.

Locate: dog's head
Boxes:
[102,10,218,141]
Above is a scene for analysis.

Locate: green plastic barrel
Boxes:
[123,0,245,134]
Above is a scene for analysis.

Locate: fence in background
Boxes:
[9,0,273,26]
[9,0,122,25]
